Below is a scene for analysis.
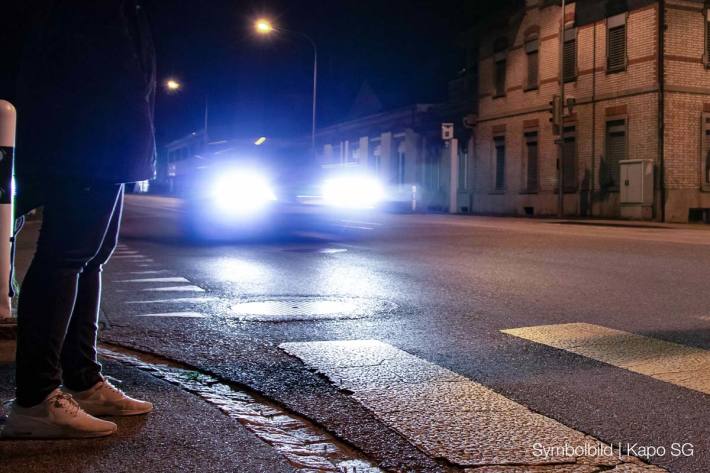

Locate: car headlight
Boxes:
[212,170,276,215]
[322,176,385,209]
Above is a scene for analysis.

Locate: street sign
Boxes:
[441,123,454,141]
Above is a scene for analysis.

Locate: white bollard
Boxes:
[0,100,16,320]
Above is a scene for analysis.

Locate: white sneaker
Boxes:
[66,380,153,417]
[1,389,117,439]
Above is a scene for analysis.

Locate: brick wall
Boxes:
[663,0,710,221]
[474,1,662,218]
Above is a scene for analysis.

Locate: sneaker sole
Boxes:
[82,405,154,417]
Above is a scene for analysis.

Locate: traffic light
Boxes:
[549,95,561,135]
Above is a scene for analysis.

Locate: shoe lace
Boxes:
[102,380,127,398]
[51,392,82,417]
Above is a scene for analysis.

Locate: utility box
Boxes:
[619,159,654,219]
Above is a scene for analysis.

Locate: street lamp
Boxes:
[253,18,318,160]
[164,78,182,92]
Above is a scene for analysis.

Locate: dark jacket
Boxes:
[15,0,156,199]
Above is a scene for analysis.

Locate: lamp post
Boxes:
[255,19,318,160]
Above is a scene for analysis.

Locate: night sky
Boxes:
[2,1,512,146]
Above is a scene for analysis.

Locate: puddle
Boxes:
[99,346,383,473]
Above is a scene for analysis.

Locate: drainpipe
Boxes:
[658,0,666,222]
[558,0,566,217]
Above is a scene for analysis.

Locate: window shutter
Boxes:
[525,132,538,191]
[703,115,710,184]
[608,25,626,72]
[494,137,506,190]
[563,39,576,82]
[495,60,506,96]
[605,120,626,188]
[562,127,576,191]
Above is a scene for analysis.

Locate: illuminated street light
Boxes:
[164,78,182,92]
[254,137,267,146]
[255,19,274,35]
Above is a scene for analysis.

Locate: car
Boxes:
[168,140,385,240]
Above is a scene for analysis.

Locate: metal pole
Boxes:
[558,0,566,217]
[311,45,318,161]
[0,100,16,320]
[281,29,318,161]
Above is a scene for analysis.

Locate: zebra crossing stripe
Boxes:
[279,340,663,470]
[141,285,205,292]
[501,323,710,395]
[117,277,191,283]
[136,312,206,318]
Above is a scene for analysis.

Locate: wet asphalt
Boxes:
[58,195,710,471]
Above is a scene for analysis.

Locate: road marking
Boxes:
[280,340,661,470]
[117,277,191,283]
[115,250,140,255]
[140,285,205,292]
[135,311,206,318]
[113,255,148,259]
[125,297,218,304]
[121,270,170,275]
[501,323,710,395]
[136,263,154,267]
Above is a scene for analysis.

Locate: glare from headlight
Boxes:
[212,170,276,215]
[322,176,385,209]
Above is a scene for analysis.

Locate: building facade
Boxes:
[316,101,476,212]
[474,0,710,222]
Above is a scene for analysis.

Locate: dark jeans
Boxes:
[15,182,124,407]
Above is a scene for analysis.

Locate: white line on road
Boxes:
[135,312,206,318]
[125,297,218,304]
[280,339,662,470]
[141,286,206,292]
[501,323,710,395]
[117,277,191,283]
[113,255,149,259]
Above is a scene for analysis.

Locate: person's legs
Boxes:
[61,185,124,392]
[15,181,123,408]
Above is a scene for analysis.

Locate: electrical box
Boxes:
[619,159,654,219]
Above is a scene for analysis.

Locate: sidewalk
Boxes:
[0,221,294,473]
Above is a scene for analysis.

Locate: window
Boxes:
[607,14,626,72]
[525,38,539,89]
[494,136,506,191]
[563,28,577,82]
[562,126,577,191]
[706,9,710,68]
[524,131,539,192]
[604,119,626,189]
[702,114,710,188]
[494,59,506,96]
[396,142,406,186]
[493,37,508,97]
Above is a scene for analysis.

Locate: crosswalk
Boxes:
[108,244,710,471]
[501,323,710,396]
[280,340,667,471]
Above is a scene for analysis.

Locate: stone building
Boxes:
[473,0,710,222]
